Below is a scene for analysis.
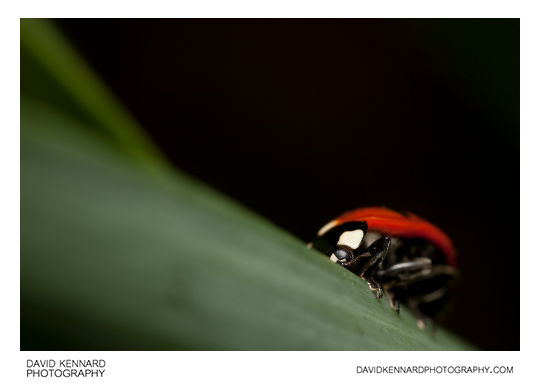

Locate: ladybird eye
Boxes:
[334,247,350,260]
[329,246,353,263]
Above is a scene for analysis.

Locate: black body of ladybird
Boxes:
[309,207,458,329]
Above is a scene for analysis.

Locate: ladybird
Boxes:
[309,207,458,328]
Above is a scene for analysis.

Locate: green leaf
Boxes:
[20,20,474,350]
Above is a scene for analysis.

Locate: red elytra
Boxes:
[334,207,457,267]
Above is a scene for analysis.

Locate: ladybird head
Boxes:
[315,220,368,266]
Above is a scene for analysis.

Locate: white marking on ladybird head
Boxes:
[317,220,339,237]
[329,254,339,263]
[337,229,364,250]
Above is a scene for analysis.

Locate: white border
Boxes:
[20,351,522,383]
[12,0,525,18]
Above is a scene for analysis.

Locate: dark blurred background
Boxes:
[56,19,519,350]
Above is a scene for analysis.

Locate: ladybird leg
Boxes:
[382,264,458,288]
[428,264,459,279]
[338,251,372,269]
[383,287,400,314]
[408,305,435,332]
[375,258,432,283]
[422,286,450,303]
[393,298,401,314]
[357,236,391,299]
[408,288,448,333]
[358,236,391,278]
[406,298,427,330]
[365,277,383,299]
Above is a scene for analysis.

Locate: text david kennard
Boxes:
[27,359,106,378]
